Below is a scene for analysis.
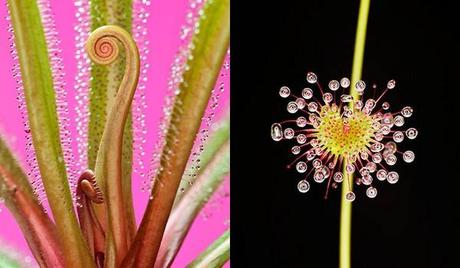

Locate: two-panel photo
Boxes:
[0,0,457,267]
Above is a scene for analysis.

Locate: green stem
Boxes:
[123,0,230,266]
[7,1,93,266]
[89,0,136,244]
[340,1,371,268]
[187,230,230,268]
[156,141,229,268]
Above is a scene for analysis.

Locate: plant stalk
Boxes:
[186,230,230,268]
[7,1,94,266]
[340,1,371,268]
[123,0,230,266]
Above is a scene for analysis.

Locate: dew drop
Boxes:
[284,128,295,139]
[296,116,307,127]
[270,123,283,141]
[296,134,307,144]
[376,169,388,181]
[279,86,290,98]
[362,175,373,185]
[323,93,333,103]
[401,106,413,118]
[291,146,301,155]
[297,180,310,193]
[366,187,378,198]
[296,161,308,173]
[345,191,356,202]
[302,88,313,99]
[340,94,353,103]
[306,72,317,84]
[295,98,306,109]
[328,80,340,91]
[387,171,399,184]
[313,171,325,183]
[403,150,415,163]
[333,172,343,183]
[394,115,405,127]
[406,128,418,139]
[393,131,405,143]
[340,77,350,88]
[355,80,366,93]
[387,79,396,89]
[287,101,299,113]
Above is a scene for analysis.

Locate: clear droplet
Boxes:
[387,171,399,184]
[296,134,307,144]
[387,79,396,89]
[393,131,405,143]
[394,115,405,127]
[403,150,415,163]
[366,187,377,198]
[406,128,418,139]
[271,123,283,141]
[382,102,390,110]
[295,98,306,109]
[287,101,298,113]
[284,128,295,139]
[306,72,317,83]
[328,80,340,91]
[384,154,397,166]
[333,172,344,183]
[323,93,333,103]
[362,175,373,185]
[355,80,366,93]
[313,170,325,183]
[296,161,308,173]
[291,146,301,155]
[297,180,310,193]
[345,191,356,202]
[340,94,353,103]
[307,102,318,112]
[340,77,350,88]
[401,106,413,118]
[302,88,313,99]
[296,116,307,127]
[279,86,290,98]
[376,169,388,181]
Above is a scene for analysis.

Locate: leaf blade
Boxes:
[187,230,230,268]
[0,137,64,267]
[124,0,230,266]
[7,0,94,266]
[156,139,229,268]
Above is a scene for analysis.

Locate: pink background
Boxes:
[0,0,229,266]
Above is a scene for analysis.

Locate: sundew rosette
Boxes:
[271,72,418,201]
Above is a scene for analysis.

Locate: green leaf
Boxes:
[187,230,230,268]
[0,137,64,267]
[156,137,229,268]
[7,0,93,266]
[174,115,229,205]
[123,0,230,266]
[89,0,136,243]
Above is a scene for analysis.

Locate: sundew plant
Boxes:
[0,0,229,267]
[270,0,417,268]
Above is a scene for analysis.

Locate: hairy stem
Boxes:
[0,137,64,267]
[86,25,140,267]
[174,114,229,205]
[187,230,230,268]
[156,141,229,268]
[123,0,230,266]
[340,1,371,268]
[7,0,93,266]
[89,0,136,244]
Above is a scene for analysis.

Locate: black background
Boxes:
[232,0,459,267]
